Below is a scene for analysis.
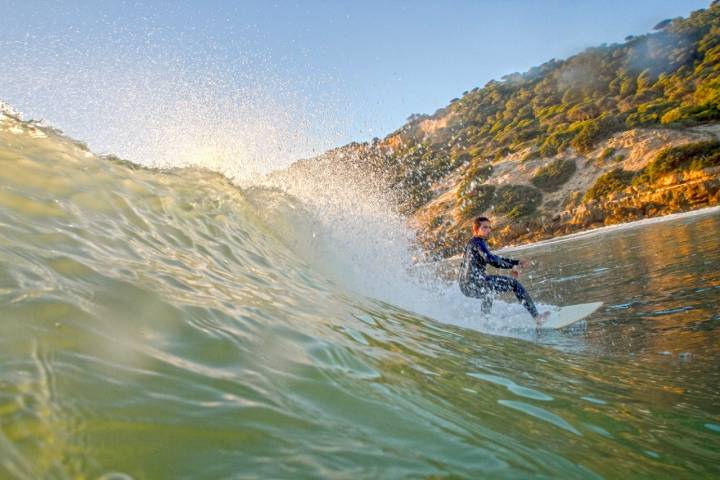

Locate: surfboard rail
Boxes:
[541,302,603,329]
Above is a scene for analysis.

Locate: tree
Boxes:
[654,19,673,30]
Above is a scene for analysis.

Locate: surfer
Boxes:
[459,216,549,326]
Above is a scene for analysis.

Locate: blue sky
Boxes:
[0,0,711,173]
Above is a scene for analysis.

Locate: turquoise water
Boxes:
[1,114,719,479]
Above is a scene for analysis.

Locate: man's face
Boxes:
[474,221,492,238]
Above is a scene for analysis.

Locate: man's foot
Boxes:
[534,311,550,328]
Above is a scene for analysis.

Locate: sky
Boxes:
[0,0,711,175]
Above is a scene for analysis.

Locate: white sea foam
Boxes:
[254,156,545,338]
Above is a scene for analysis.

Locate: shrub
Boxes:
[626,100,676,127]
[521,149,540,163]
[684,103,720,123]
[563,191,583,209]
[457,184,497,219]
[429,215,446,229]
[456,163,494,199]
[539,130,574,157]
[662,96,720,127]
[510,125,540,144]
[660,107,684,124]
[567,103,600,122]
[530,159,577,192]
[599,147,616,161]
[584,169,634,201]
[493,147,511,162]
[494,184,543,218]
[450,151,472,168]
[570,114,622,153]
[633,141,720,185]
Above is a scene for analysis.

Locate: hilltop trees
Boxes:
[374,4,720,214]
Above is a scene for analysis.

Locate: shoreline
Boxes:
[500,204,720,253]
[422,204,720,272]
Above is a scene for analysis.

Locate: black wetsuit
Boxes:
[458,236,539,317]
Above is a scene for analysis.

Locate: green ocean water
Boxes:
[1,114,719,479]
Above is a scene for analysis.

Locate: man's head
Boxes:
[472,216,492,238]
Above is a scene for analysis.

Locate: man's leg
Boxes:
[485,275,539,318]
[479,288,493,314]
[460,282,494,314]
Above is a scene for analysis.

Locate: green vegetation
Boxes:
[457,163,494,198]
[456,162,496,218]
[530,159,577,192]
[368,4,720,214]
[521,149,540,162]
[570,114,623,154]
[599,147,616,161]
[584,141,720,201]
[584,169,635,200]
[429,215,446,229]
[458,184,496,219]
[633,141,720,185]
[494,185,543,218]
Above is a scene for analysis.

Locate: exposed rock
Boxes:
[0,99,21,118]
[415,124,720,253]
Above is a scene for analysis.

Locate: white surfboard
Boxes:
[541,302,603,329]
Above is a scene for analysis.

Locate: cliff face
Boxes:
[495,167,720,245]
[413,125,720,253]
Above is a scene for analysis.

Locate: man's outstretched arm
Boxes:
[476,240,519,269]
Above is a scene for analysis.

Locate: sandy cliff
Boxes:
[414,125,720,254]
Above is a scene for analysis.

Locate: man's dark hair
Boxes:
[473,216,490,229]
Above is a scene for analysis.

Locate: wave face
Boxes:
[1,115,720,479]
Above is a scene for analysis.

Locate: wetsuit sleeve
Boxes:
[477,239,519,269]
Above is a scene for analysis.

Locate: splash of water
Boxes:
[0,5,352,177]
[254,147,545,334]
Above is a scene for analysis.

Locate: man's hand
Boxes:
[511,266,521,278]
[519,259,530,268]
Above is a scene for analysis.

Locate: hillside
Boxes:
[279,1,720,258]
